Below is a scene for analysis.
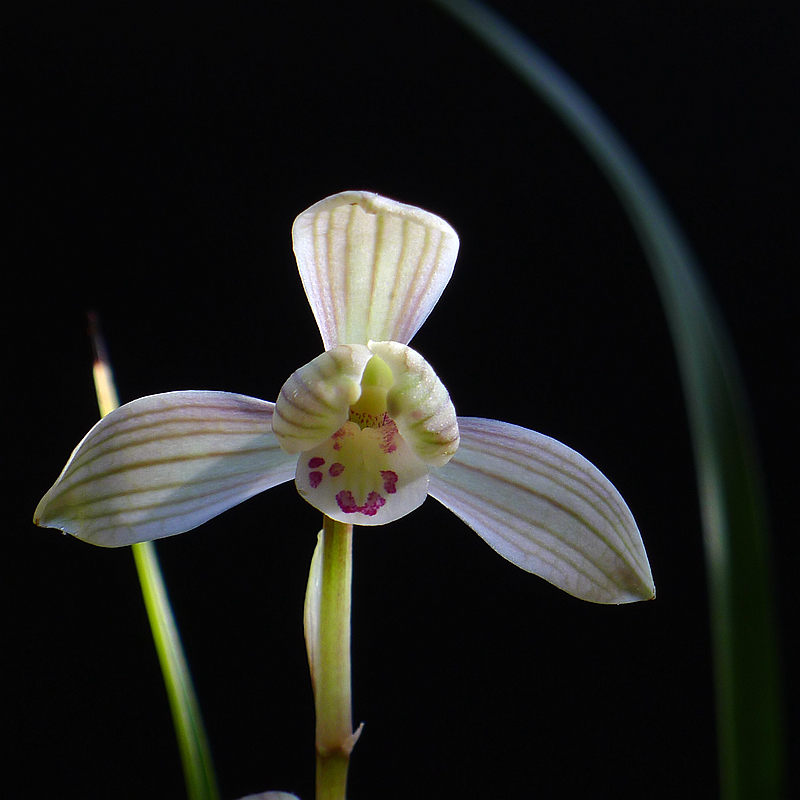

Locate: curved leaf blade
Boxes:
[430,2,783,795]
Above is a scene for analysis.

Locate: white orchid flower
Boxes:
[34,191,654,604]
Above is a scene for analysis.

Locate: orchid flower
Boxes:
[34,190,653,605]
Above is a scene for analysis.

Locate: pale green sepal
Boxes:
[292,190,460,350]
[368,340,459,466]
[272,345,372,454]
[428,417,655,604]
[34,391,297,547]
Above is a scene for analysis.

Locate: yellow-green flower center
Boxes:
[273,342,459,524]
[348,355,393,429]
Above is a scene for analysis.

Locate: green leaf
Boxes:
[88,319,221,800]
[431,1,784,797]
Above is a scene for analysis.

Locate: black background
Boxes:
[7,3,796,799]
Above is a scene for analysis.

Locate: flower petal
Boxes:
[427,418,655,604]
[293,190,459,349]
[34,391,298,547]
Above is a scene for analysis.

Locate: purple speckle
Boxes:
[336,490,386,516]
[336,491,358,513]
[380,420,399,453]
[309,457,325,468]
[309,471,323,489]
[336,491,358,514]
[329,462,345,477]
[362,492,386,515]
[380,470,398,494]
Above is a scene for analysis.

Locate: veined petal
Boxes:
[428,418,655,604]
[293,190,459,349]
[34,391,298,547]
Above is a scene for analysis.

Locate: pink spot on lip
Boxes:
[380,470,398,494]
[362,492,386,515]
[336,491,358,513]
[309,457,325,468]
[336,490,386,516]
[309,471,323,489]
[329,462,344,477]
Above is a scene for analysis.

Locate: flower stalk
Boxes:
[305,515,359,800]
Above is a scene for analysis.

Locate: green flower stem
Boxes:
[305,515,358,800]
[90,315,220,800]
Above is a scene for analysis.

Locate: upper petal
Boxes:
[34,391,298,547]
[292,191,459,349]
[427,418,655,604]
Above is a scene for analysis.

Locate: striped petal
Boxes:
[292,191,460,349]
[428,418,655,604]
[34,391,298,547]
